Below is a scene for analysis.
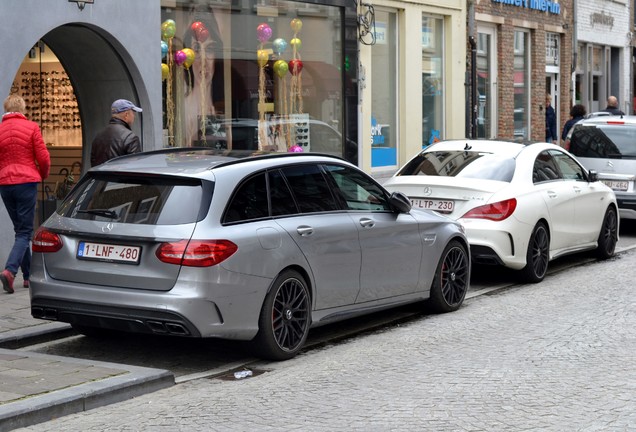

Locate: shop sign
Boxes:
[491,0,561,15]
[590,12,614,29]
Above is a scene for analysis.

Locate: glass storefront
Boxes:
[422,15,444,147]
[370,9,397,168]
[160,0,352,161]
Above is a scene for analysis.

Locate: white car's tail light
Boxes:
[156,240,238,267]
[32,228,63,253]
[461,198,517,221]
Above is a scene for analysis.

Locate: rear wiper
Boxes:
[76,209,119,219]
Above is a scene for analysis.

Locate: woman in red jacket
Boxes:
[0,95,50,293]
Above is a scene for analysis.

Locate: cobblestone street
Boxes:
[16,250,636,432]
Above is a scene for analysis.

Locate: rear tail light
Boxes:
[32,228,63,253]
[461,198,517,221]
[156,240,238,267]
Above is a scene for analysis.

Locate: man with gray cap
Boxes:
[90,99,142,167]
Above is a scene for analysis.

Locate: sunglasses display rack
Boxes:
[12,68,81,132]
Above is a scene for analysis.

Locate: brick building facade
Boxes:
[469,0,574,144]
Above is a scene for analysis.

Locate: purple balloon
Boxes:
[256,23,272,44]
[289,145,304,153]
[174,50,187,66]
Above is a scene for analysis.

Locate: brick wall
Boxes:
[471,0,574,142]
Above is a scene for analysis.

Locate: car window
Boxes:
[533,151,561,183]
[280,164,339,213]
[323,164,391,211]
[60,173,207,225]
[397,151,515,182]
[549,150,586,181]
[268,169,299,217]
[224,172,269,223]
[569,124,636,158]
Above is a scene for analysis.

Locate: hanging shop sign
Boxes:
[491,0,561,15]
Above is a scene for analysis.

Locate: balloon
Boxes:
[161,20,176,40]
[272,38,288,56]
[273,60,288,78]
[256,49,269,68]
[290,18,303,33]
[195,27,210,42]
[161,41,168,59]
[161,63,169,80]
[289,145,303,153]
[288,59,303,76]
[256,23,272,44]
[174,50,187,66]
[290,37,302,51]
[182,48,196,69]
[191,21,204,32]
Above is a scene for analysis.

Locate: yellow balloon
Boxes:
[290,37,302,51]
[257,49,269,68]
[290,18,303,33]
[161,63,169,80]
[182,48,196,69]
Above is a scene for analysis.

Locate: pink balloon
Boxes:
[256,23,272,44]
[289,145,304,153]
[174,50,187,66]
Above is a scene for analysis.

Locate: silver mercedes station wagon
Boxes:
[30,149,470,360]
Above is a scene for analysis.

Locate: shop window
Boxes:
[160,1,348,161]
[513,30,530,140]
[546,33,559,67]
[477,26,496,139]
[371,9,398,168]
[422,15,444,147]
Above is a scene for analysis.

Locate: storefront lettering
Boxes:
[590,12,614,29]
[491,0,561,15]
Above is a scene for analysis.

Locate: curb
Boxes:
[0,349,174,432]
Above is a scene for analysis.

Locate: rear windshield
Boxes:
[396,151,515,182]
[57,173,209,225]
[569,124,636,159]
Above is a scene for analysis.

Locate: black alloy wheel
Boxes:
[521,222,549,283]
[253,270,311,361]
[428,240,470,313]
[596,206,618,260]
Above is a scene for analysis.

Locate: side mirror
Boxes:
[389,191,412,213]
[588,169,598,183]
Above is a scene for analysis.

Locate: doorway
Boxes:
[545,73,559,141]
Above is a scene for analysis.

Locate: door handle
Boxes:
[359,218,375,228]
[547,191,557,198]
[296,226,313,236]
[573,186,582,194]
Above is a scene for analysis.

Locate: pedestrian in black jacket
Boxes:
[561,104,587,146]
[91,99,142,167]
[545,95,557,143]
[602,96,625,116]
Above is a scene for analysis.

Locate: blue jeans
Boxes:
[0,182,37,278]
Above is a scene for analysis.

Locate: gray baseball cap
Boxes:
[111,99,142,114]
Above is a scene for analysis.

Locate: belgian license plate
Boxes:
[410,198,454,213]
[602,180,629,191]
[77,241,141,264]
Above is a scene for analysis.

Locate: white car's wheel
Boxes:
[521,223,549,283]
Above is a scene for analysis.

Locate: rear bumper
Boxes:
[616,194,636,220]
[29,269,273,341]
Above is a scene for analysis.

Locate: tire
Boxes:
[252,270,311,361]
[521,222,549,283]
[596,206,618,260]
[428,240,470,313]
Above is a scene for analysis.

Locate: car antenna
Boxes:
[464,143,472,151]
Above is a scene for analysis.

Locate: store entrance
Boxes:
[8,24,142,225]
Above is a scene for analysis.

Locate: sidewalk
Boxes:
[0,280,174,432]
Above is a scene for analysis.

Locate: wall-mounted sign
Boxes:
[491,0,561,16]
[590,12,614,29]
